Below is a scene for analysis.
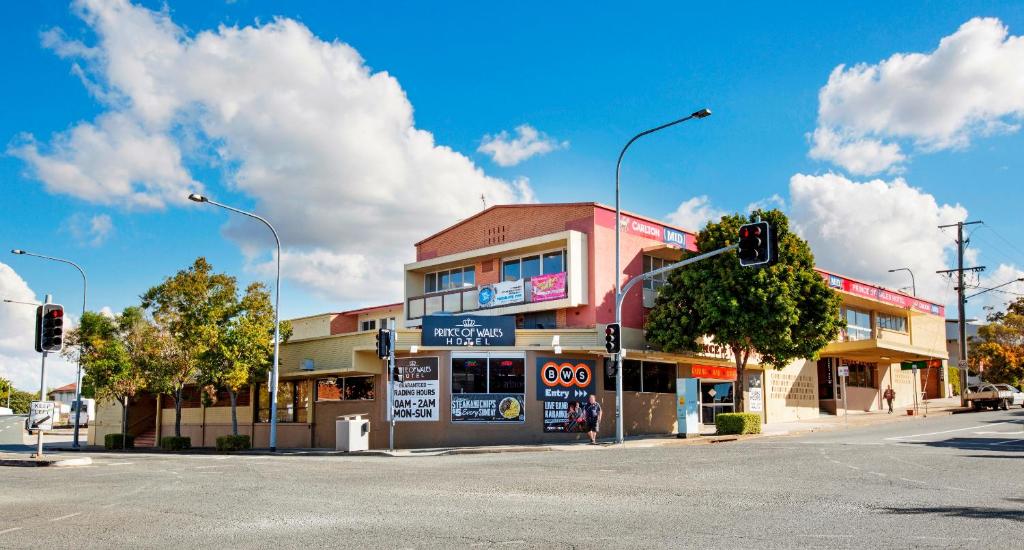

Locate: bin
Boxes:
[335,414,370,451]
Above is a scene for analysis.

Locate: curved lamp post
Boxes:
[887,268,916,296]
[613,108,711,445]
[187,193,283,452]
[11,249,88,448]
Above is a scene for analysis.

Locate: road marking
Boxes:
[105,462,133,466]
[193,465,225,469]
[0,527,22,535]
[869,472,886,477]
[50,512,82,522]
[886,423,1007,440]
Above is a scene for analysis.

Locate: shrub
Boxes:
[159,436,192,451]
[948,366,960,396]
[216,434,251,452]
[104,433,134,450]
[715,412,762,435]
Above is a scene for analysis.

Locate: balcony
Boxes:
[406,272,568,320]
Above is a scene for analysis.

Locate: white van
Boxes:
[70,399,95,426]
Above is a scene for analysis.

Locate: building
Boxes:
[48,383,78,406]
[90,202,949,449]
[946,319,984,387]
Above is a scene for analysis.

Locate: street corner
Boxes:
[0,454,92,468]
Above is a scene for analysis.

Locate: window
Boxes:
[451,354,525,394]
[256,380,309,423]
[361,320,376,331]
[502,249,566,282]
[519,311,556,329]
[209,388,251,407]
[843,307,872,341]
[603,359,675,393]
[315,376,375,401]
[877,313,907,333]
[425,266,476,293]
[378,317,396,330]
[843,361,876,388]
[643,255,671,291]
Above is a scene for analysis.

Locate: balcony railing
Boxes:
[407,272,568,320]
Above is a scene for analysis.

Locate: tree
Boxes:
[0,377,11,408]
[142,258,237,438]
[76,312,148,446]
[646,210,844,412]
[970,299,1024,387]
[1,378,36,414]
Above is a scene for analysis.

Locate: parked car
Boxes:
[965,384,1015,411]
[993,384,1024,408]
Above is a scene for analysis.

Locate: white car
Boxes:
[993,384,1024,408]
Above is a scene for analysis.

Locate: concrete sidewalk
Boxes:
[760,396,968,437]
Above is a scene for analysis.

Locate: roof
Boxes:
[286,302,404,323]
[414,202,695,247]
[49,383,76,393]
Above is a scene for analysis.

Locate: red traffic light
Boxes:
[47,309,63,318]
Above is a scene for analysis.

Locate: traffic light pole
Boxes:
[388,328,396,451]
[34,294,52,459]
[612,243,738,444]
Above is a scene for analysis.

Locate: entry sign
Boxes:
[29,401,54,431]
[393,357,440,422]
[537,357,596,433]
[837,365,850,377]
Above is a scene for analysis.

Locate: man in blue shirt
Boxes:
[584,394,602,444]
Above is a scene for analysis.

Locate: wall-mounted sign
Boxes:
[530,272,567,303]
[817,269,945,317]
[451,393,525,422]
[663,227,689,249]
[422,315,516,347]
[478,279,525,308]
[691,364,737,381]
[837,365,850,377]
[748,373,763,413]
[393,356,439,421]
[537,358,596,433]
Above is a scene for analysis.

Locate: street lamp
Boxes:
[887,268,916,296]
[11,249,88,448]
[187,193,283,451]
[613,108,711,445]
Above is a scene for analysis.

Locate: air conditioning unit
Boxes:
[301,359,314,371]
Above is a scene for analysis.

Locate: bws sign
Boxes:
[421,315,515,347]
[537,358,595,401]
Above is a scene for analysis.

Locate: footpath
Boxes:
[0,397,971,463]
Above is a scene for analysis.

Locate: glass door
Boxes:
[700,381,735,425]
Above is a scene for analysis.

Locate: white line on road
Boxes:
[105,462,134,466]
[886,423,1007,440]
[0,527,22,535]
[49,512,82,522]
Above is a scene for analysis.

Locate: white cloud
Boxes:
[810,17,1024,174]
[64,213,114,246]
[665,195,727,232]
[788,173,968,302]
[15,0,534,305]
[971,264,1024,316]
[478,124,568,167]
[745,194,787,214]
[98,306,116,318]
[0,263,77,392]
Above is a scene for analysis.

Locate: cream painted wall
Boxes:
[761,360,820,423]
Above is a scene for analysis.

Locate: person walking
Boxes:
[584,394,602,444]
[883,385,896,414]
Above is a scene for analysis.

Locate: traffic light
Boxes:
[604,323,621,354]
[37,304,65,353]
[737,221,773,267]
[376,328,392,359]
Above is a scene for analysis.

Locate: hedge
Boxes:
[159,436,192,451]
[216,434,251,452]
[104,433,134,450]
[715,412,762,435]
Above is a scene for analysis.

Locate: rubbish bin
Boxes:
[335,414,370,452]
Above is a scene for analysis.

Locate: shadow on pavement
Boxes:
[879,505,1024,523]
[909,437,1024,453]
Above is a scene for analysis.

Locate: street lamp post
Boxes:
[11,249,88,448]
[887,268,916,296]
[613,108,711,445]
[187,193,283,451]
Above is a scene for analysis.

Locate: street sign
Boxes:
[29,401,54,431]
[901,360,926,371]
[958,359,968,368]
[837,365,849,377]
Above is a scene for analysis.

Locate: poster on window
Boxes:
[451,393,525,422]
[537,357,596,433]
[393,356,440,422]
[747,373,763,413]
[530,272,567,302]
[478,279,525,308]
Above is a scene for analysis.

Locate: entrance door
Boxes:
[700,381,735,425]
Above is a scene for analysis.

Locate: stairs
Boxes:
[134,427,156,448]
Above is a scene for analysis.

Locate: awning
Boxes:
[820,339,947,364]
[640,243,684,261]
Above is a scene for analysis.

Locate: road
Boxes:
[1,408,1021,549]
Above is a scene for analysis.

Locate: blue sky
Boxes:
[2,1,1024,387]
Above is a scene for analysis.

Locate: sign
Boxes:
[451,393,525,422]
[530,272,567,303]
[478,279,525,308]
[958,359,968,368]
[663,227,689,249]
[421,315,516,347]
[817,269,945,317]
[676,378,700,437]
[748,374,763,413]
[393,357,439,422]
[29,401,54,431]
[901,359,941,371]
[691,364,737,381]
[837,365,850,377]
[537,358,597,433]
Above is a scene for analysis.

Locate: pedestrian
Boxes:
[584,394,602,444]
[883,385,896,414]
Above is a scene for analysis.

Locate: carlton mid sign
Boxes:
[421,315,516,347]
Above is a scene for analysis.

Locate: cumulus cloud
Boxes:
[665,195,727,232]
[0,263,77,391]
[745,194,787,214]
[478,124,568,167]
[14,0,534,304]
[64,213,114,246]
[788,173,968,301]
[810,17,1024,174]
[971,264,1024,316]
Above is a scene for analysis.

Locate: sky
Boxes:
[2,1,1024,390]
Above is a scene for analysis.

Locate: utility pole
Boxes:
[937,220,984,407]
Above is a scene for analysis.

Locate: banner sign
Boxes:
[478,279,525,308]
[530,272,567,303]
[29,401,54,431]
[537,357,596,433]
[818,270,944,317]
[421,315,516,347]
[393,356,440,421]
[691,365,737,381]
[602,209,696,251]
[748,373,763,413]
[676,378,700,437]
[451,393,525,422]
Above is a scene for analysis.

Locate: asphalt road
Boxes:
[1,409,1022,549]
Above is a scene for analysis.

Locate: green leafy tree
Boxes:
[142,258,237,438]
[970,298,1024,388]
[1,378,36,413]
[0,377,11,408]
[646,210,844,412]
